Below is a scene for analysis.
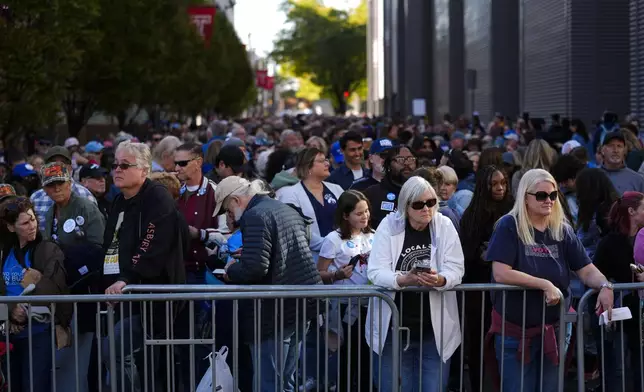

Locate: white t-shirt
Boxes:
[319,230,374,286]
[351,168,364,181]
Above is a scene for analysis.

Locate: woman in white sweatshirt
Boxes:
[367,176,464,392]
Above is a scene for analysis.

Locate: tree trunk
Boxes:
[116,110,127,131]
[62,94,94,138]
[67,113,85,138]
[334,94,347,115]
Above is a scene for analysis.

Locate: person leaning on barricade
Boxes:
[212,175,322,392]
[314,190,374,391]
[485,168,614,392]
[0,197,71,392]
[593,191,644,390]
[38,161,106,392]
[102,140,188,391]
[367,176,464,392]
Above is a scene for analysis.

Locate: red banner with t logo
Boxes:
[187,6,216,45]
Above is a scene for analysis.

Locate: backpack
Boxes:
[58,242,104,294]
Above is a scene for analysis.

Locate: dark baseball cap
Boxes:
[40,162,71,186]
[0,184,16,201]
[79,164,108,181]
[215,145,245,173]
[603,131,626,146]
[44,146,72,163]
[370,138,395,155]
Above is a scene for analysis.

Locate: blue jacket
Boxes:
[326,165,371,190]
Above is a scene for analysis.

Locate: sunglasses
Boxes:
[111,163,137,171]
[393,156,417,165]
[410,198,438,210]
[528,191,558,202]
[174,159,196,167]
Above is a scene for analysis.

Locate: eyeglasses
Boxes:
[410,198,437,210]
[175,159,197,168]
[527,191,558,202]
[112,163,137,171]
[393,156,417,165]
[313,158,329,164]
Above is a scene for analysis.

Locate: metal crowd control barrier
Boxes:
[0,289,400,392]
[576,283,644,392]
[123,284,567,392]
[0,284,569,392]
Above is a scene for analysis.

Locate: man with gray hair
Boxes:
[152,135,182,172]
[102,140,188,389]
[212,175,321,392]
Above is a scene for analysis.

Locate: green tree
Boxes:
[62,0,207,135]
[273,0,366,114]
[0,0,100,141]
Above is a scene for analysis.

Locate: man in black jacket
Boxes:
[363,145,417,227]
[213,175,321,392]
[102,141,188,391]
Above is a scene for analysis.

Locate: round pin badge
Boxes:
[75,216,85,226]
[63,219,76,233]
[386,193,396,201]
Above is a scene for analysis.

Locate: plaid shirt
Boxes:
[31,182,97,232]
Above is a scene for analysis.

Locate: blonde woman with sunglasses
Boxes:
[486,168,613,392]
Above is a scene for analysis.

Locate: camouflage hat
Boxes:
[0,184,16,201]
[40,162,71,186]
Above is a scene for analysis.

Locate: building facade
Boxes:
[521,0,630,122]
[369,0,634,123]
[631,0,644,118]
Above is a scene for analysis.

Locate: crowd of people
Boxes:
[0,111,643,391]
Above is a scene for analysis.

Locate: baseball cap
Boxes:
[561,140,582,155]
[503,130,519,141]
[79,164,108,181]
[212,176,251,217]
[40,162,71,186]
[451,131,466,141]
[85,141,104,153]
[603,131,625,146]
[330,141,344,164]
[44,146,72,163]
[12,163,37,179]
[215,145,245,173]
[0,184,16,201]
[224,137,246,149]
[370,138,395,155]
[64,137,80,148]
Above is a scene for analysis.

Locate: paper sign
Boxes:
[412,99,426,116]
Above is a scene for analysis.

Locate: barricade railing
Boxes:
[123,284,568,392]
[0,290,400,392]
[0,284,570,392]
[576,283,644,392]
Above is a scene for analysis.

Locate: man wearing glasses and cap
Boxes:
[30,146,97,232]
[351,138,395,191]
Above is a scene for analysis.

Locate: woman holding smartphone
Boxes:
[316,190,374,391]
[367,176,465,392]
